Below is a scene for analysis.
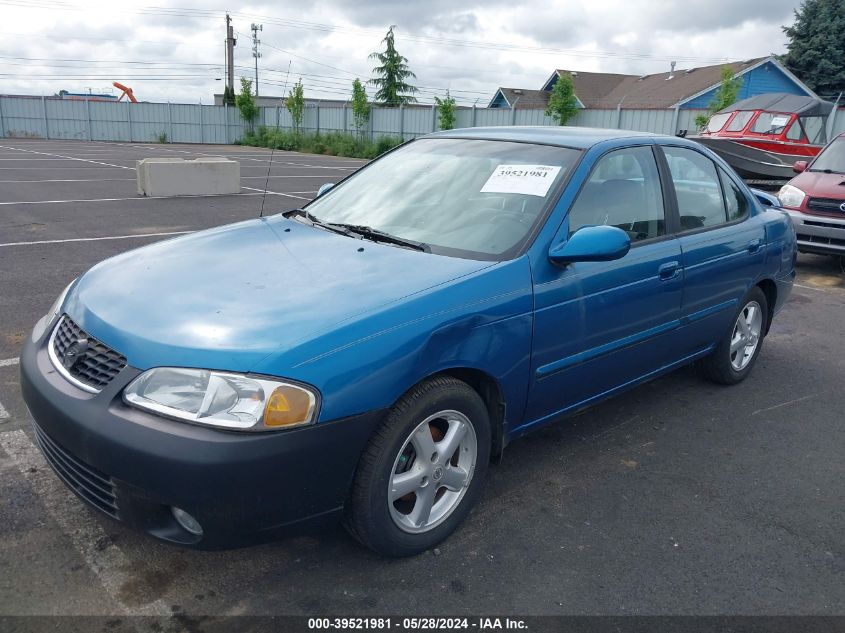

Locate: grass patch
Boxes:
[241,127,404,159]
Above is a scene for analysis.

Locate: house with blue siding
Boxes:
[489,56,816,110]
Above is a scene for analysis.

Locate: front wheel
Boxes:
[344,377,491,557]
[700,287,768,385]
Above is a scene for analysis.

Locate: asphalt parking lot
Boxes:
[0,139,843,620]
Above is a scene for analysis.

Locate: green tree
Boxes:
[287,79,305,131]
[434,91,457,130]
[222,85,236,106]
[783,0,845,96]
[351,78,370,137]
[368,25,418,106]
[235,77,258,129]
[694,66,743,128]
[545,72,580,125]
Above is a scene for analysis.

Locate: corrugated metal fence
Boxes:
[2,95,844,144]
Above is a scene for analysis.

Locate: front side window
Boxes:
[303,138,580,260]
[726,111,754,132]
[567,146,665,242]
[663,146,727,230]
[785,121,804,141]
[800,116,827,144]
[719,168,748,221]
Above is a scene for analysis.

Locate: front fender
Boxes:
[254,257,534,427]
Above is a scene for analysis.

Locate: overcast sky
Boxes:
[0,0,801,106]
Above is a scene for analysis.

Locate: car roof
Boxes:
[425,126,672,149]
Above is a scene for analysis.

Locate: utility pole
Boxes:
[225,14,236,93]
[251,23,262,96]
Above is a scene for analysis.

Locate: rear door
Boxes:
[658,144,766,355]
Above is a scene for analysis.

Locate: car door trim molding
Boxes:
[535,317,682,379]
[534,296,739,380]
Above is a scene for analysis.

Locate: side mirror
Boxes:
[792,160,808,174]
[317,182,335,197]
[549,225,631,265]
[749,187,782,208]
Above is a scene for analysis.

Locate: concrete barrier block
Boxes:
[136,157,240,197]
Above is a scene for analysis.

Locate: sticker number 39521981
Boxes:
[480,164,562,197]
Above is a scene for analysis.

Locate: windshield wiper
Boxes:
[809,168,845,175]
[283,208,360,238]
[326,223,430,252]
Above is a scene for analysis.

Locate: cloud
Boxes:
[0,0,803,104]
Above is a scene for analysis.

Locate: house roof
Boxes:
[492,88,550,109]
[550,57,774,109]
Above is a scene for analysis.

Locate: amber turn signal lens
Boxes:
[263,385,315,428]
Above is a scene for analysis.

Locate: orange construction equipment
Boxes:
[113,82,138,103]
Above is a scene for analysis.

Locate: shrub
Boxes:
[239,129,403,159]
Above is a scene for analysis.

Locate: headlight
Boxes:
[123,368,318,431]
[777,184,805,209]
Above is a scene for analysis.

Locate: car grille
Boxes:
[806,197,845,215]
[33,422,119,519]
[50,315,126,392]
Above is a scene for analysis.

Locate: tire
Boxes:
[700,286,768,385]
[344,376,491,557]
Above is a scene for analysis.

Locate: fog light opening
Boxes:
[171,506,203,536]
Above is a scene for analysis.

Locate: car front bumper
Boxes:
[20,327,383,549]
[786,208,845,255]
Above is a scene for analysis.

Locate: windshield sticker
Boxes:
[480,164,562,197]
[770,115,790,128]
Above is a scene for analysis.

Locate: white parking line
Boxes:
[0,399,7,420]
[0,357,20,367]
[1,231,194,248]
[0,191,272,206]
[241,186,310,200]
[0,430,175,618]
[0,178,137,183]
[0,144,133,170]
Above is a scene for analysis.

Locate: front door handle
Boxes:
[658,261,681,281]
[747,238,763,254]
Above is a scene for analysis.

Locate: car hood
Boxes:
[65,216,492,372]
[790,170,845,199]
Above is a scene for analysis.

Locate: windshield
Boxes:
[302,138,580,260]
[751,112,792,135]
[706,113,731,133]
[810,137,845,173]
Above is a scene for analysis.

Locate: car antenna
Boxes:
[259,144,275,218]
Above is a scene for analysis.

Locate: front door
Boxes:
[522,145,684,431]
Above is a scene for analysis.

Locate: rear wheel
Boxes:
[345,377,491,557]
[700,287,768,385]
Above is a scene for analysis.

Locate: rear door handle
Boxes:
[658,261,681,281]
[747,238,763,254]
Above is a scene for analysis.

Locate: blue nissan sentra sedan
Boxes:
[21,127,796,557]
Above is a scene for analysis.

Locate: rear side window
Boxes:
[663,146,727,230]
[719,169,748,221]
[568,146,665,243]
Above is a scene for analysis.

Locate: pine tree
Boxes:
[782,0,845,96]
[368,26,418,106]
